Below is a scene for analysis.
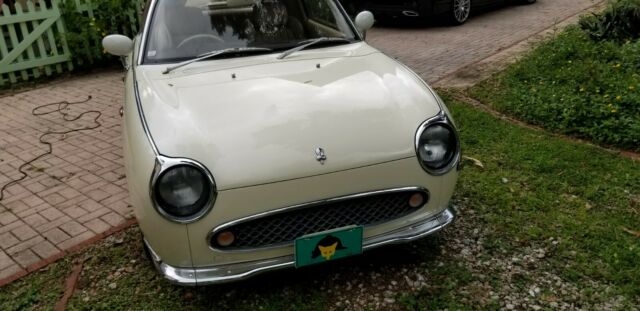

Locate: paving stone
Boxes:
[42,193,67,206]
[42,228,71,245]
[0,211,18,225]
[35,215,72,233]
[11,225,38,241]
[57,231,95,251]
[65,177,89,190]
[3,200,30,216]
[87,189,111,202]
[39,177,63,189]
[0,232,20,249]
[32,203,52,213]
[62,206,88,218]
[6,236,45,255]
[56,196,86,210]
[23,213,48,228]
[0,250,16,270]
[5,184,28,197]
[0,264,23,280]
[12,249,41,268]
[77,208,111,223]
[21,195,46,208]
[79,173,102,185]
[102,184,125,196]
[0,221,23,235]
[59,221,88,236]
[40,207,65,221]
[84,218,111,234]
[79,199,104,212]
[58,187,82,200]
[30,240,60,259]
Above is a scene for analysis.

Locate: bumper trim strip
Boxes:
[145,207,455,286]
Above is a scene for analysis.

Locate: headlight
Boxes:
[151,157,216,223]
[416,113,460,175]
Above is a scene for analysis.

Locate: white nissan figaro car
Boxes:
[102,0,460,286]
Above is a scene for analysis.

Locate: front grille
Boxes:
[210,189,428,250]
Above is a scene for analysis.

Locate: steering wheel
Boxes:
[176,34,224,50]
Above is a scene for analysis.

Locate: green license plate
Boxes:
[294,225,363,268]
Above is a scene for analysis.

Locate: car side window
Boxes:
[301,0,338,28]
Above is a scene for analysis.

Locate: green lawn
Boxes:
[470,26,640,151]
[450,94,640,296]
[1,96,638,310]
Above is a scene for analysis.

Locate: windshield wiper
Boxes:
[277,37,352,60]
[163,47,273,74]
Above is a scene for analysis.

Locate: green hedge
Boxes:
[60,0,145,68]
[580,0,640,42]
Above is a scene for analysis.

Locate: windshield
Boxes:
[143,0,359,64]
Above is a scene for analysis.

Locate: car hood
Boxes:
[135,43,441,191]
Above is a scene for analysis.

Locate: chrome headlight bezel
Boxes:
[415,111,461,176]
[150,156,217,224]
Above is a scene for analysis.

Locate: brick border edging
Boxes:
[0,218,138,288]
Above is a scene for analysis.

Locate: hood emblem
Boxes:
[315,148,327,165]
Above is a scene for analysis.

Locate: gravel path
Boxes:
[311,199,636,310]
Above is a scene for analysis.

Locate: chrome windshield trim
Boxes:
[132,67,159,156]
[333,0,363,41]
[206,186,429,252]
[149,155,217,224]
[148,207,455,286]
[137,0,158,65]
[414,111,461,176]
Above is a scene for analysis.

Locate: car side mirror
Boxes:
[102,34,134,57]
[103,34,134,70]
[355,11,375,39]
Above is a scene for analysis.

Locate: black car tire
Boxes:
[520,0,537,4]
[449,0,471,25]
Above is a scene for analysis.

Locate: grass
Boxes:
[1,96,638,310]
[0,259,70,310]
[397,264,479,311]
[470,26,640,151]
[449,94,640,296]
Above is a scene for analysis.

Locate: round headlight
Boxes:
[155,164,213,219]
[417,123,459,174]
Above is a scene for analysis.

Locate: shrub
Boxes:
[60,0,144,68]
[579,0,640,42]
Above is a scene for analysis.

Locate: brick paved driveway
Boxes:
[0,73,133,282]
[367,0,600,84]
[0,0,600,284]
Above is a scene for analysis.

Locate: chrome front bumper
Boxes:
[145,207,455,286]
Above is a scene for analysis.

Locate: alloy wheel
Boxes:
[452,0,471,24]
